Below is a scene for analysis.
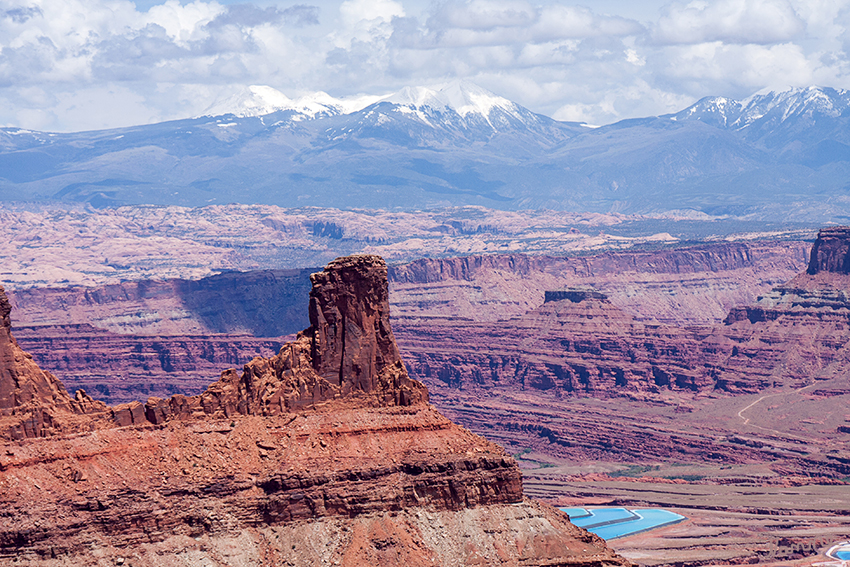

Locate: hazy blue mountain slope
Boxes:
[1,83,850,219]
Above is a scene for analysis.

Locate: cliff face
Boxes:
[0,255,624,567]
[10,323,287,404]
[142,256,427,423]
[397,229,850,399]
[309,255,412,399]
[9,240,809,334]
[0,285,109,438]
[8,268,314,336]
[807,226,850,274]
[389,240,809,326]
[716,227,850,390]
[397,288,719,397]
[7,240,807,406]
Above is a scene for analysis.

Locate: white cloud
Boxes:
[0,0,849,131]
[429,0,537,30]
[657,42,818,94]
[654,0,806,44]
[145,0,223,43]
[340,0,404,26]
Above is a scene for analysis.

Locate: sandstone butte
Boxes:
[0,255,627,567]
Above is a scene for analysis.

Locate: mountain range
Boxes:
[1,82,849,220]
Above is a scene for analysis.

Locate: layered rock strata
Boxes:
[9,240,809,335]
[396,229,850,397]
[0,255,625,567]
[388,240,809,326]
[387,229,850,475]
[717,226,850,390]
[397,289,721,397]
[11,323,287,404]
[8,268,314,336]
[10,241,809,405]
[0,285,109,439]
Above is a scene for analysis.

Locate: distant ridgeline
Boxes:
[2,83,850,220]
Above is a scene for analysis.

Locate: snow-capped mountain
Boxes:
[201,85,382,119]
[375,82,526,125]
[316,81,579,148]
[3,84,850,221]
[201,85,295,118]
[670,85,850,165]
[674,86,850,134]
[202,81,561,135]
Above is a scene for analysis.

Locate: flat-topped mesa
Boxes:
[544,288,608,303]
[807,226,850,274]
[146,255,428,422]
[725,228,850,326]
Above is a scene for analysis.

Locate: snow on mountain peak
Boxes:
[676,85,850,130]
[200,81,526,128]
[200,86,381,119]
[285,91,382,119]
[201,85,293,118]
[378,81,520,120]
[735,85,850,126]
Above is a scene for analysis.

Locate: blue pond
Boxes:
[826,541,850,561]
[560,507,686,540]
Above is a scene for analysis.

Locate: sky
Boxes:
[1,0,849,131]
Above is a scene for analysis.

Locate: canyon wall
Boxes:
[8,240,809,405]
[389,240,810,325]
[390,231,850,398]
[9,268,313,336]
[11,323,286,403]
[389,229,850,476]
[9,240,809,335]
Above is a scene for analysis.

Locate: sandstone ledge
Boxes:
[0,407,621,566]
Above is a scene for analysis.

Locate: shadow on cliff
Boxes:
[174,269,314,336]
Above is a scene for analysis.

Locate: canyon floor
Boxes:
[430,387,850,566]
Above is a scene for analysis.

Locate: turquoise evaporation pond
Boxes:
[560,507,686,540]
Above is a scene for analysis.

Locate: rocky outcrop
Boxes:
[807,226,850,274]
[544,288,608,303]
[3,256,427,437]
[0,285,109,439]
[309,255,414,399]
[143,255,427,423]
[0,255,625,566]
[715,227,850,390]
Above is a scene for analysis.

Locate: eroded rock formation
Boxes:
[10,323,287,404]
[807,226,850,274]
[396,228,850,398]
[0,285,109,439]
[397,287,719,396]
[8,240,808,405]
[0,255,625,567]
